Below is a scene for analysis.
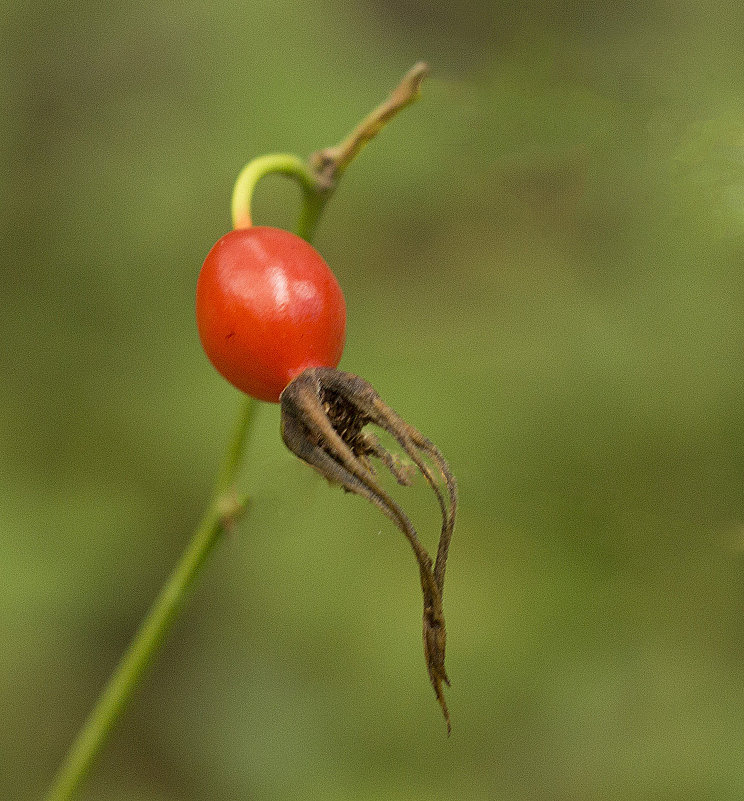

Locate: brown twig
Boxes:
[310,62,430,190]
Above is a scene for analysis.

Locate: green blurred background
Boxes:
[4,2,744,799]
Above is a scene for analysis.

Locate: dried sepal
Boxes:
[280,367,457,733]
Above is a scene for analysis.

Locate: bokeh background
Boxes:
[4,2,744,799]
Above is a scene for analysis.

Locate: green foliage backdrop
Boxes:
[3,2,744,799]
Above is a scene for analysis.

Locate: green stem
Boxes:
[295,188,328,243]
[44,398,255,801]
[231,153,322,237]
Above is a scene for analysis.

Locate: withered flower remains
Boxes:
[280,367,457,732]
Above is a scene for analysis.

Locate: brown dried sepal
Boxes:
[279,367,457,733]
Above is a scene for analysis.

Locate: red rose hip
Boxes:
[196,226,346,402]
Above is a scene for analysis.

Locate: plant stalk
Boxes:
[44,61,428,801]
[44,398,254,801]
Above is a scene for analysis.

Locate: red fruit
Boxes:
[196,226,346,402]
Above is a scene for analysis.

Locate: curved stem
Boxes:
[231,154,318,232]
[231,63,429,242]
[44,399,256,801]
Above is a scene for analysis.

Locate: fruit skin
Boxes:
[196,226,346,403]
